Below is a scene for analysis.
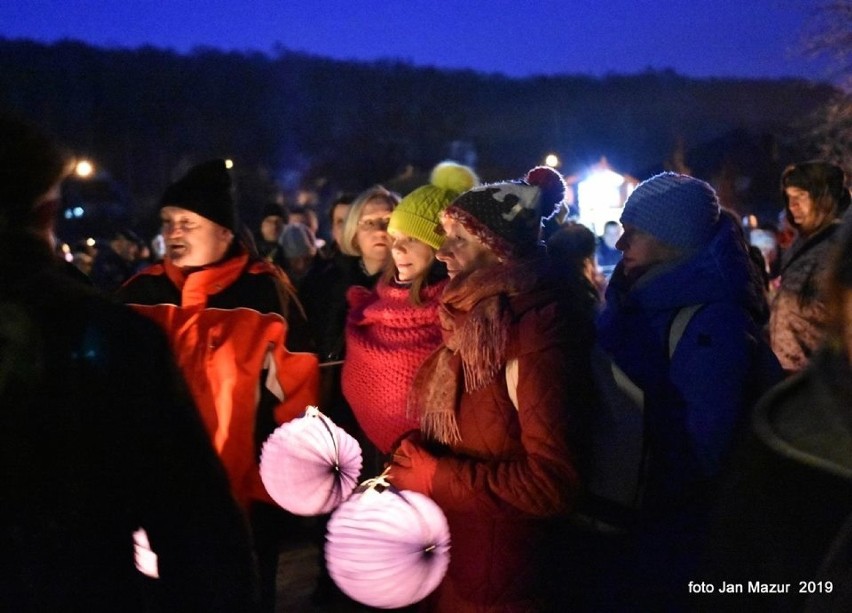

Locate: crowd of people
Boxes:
[2,110,851,612]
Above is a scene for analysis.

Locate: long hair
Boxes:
[380,256,447,306]
[781,161,850,230]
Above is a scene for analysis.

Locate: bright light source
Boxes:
[577,168,626,235]
[73,206,84,218]
[60,243,71,254]
[85,237,96,247]
[75,160,94,178]
[224,159,234,169]
[544,154,560,168]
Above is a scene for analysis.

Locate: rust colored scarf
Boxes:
[408,258,543,445]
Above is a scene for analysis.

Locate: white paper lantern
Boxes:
[259,406,362,515]
[325,476,451,609]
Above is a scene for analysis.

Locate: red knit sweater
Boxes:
[341,278,447,453]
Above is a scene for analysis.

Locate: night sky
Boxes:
[0,0,833,81]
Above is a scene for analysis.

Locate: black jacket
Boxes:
[0,232,259,612]
[701,345,852,612]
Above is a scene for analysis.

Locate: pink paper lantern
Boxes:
[325,476,451,609]
[259,406,362,516]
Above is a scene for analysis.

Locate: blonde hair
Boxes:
[339,185,400,257]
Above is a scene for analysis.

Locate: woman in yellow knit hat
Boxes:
[341,161,478,472]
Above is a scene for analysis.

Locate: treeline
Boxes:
[0,37,840,230]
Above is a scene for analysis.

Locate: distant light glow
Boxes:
[224,159,234,169]
[85,237,96,247]
[544,154,560,168]
[75,160,94,178]
[73,206,84,218]
[577,168,626,235]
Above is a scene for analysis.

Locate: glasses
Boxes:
[358,217,391,232]
[161,219,199,235]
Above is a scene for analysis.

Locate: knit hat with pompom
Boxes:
[387,161,479,250]
[443,166,565,259]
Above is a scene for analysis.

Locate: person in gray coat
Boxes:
[769,161,850,373]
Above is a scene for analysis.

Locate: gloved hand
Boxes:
[387,438,438,497]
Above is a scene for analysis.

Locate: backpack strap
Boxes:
[669,304,704,358]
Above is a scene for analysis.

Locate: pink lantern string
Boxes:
[325,474,451,609]
[259,406,362,516]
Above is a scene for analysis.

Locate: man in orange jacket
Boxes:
[118,159,319,612]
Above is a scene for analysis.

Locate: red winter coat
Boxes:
[418,291,592,612]
[342,278,446,453]
[118,252,319,508]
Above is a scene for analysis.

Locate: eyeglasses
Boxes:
[358,217,391,232]
[161,219,199,234]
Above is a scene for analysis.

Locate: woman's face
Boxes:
[389,230,435,282]
[786,186,829,237]
[615,224,679,279]
[435,216,500,279]
[355,199,392,265]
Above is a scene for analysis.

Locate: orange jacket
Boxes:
[119,252,319,507]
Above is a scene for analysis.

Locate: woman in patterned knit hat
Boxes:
[387,166,598,611]
[341,161,479,469]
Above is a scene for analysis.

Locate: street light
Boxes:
[75,159,94,178]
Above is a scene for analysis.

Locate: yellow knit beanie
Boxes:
[388,161,479,249]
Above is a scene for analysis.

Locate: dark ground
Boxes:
[274,517,376,613]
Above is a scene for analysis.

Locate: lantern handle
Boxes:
[304,405,342,466]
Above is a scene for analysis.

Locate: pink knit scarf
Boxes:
[408,259,542,445]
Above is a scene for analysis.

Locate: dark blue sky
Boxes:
[0,0,832,81]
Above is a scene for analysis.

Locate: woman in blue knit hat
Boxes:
[594,172,783,609]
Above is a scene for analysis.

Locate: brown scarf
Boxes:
[408,258,543,445]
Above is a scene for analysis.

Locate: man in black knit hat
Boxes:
[118,159,318,613]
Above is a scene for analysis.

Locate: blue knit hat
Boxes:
[620,172,720,250]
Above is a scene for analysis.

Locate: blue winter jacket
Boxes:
[597,214,775,508]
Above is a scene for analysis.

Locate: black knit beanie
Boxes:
[160,159,236,231]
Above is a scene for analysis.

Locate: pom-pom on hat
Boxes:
[160,159,237,231]
[620,172,720,250]
[387,161,479,250]
[443,165,565,259]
